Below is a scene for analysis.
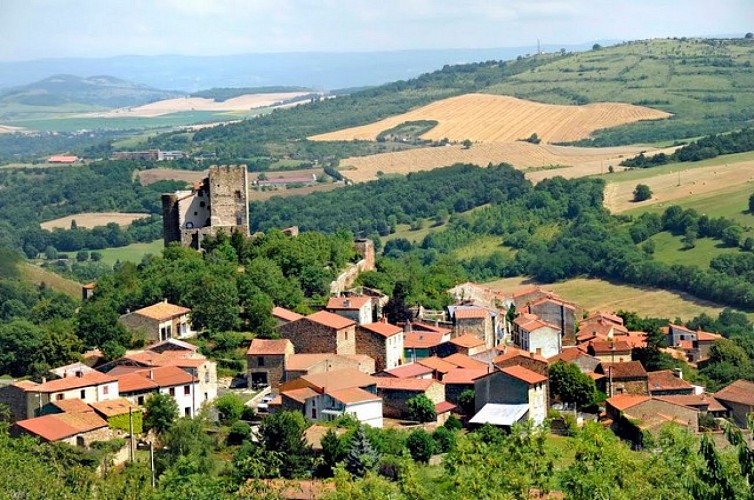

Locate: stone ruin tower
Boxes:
[162,165,249,249]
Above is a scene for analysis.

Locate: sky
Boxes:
[1,0,752,61]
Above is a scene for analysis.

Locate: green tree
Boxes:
[258,411,311,478]
[432,426,456,453]
[158,417,217,476]
[214,393,246,424]
[318,428,349,478]
[461,139,472,149]
[722,225,743,247]
[189,274,239,333]
[746,32,753,39]
[549,361,597,408]
[457,389,475,415]
[682,229,697,250]
[692,433,738,499]
[76,250,89,262]
[44,245,58,260]
[345,426,380,477]
[592,43,602,50]
[144,393,179,434]
[90,251,103,262]
[633,184,653,202]
[227,421,251,446]
[407,429,435,463]
[406,394,437,423]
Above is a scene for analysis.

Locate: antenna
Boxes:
[537,39,541,55]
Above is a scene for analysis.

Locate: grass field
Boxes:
[484,276,749,320]
[40,212,149,230]
[91,240,164,266]
[453,235,514,260]
[647,232,743,268]
[312,93,669,144]
[19,262,81,298]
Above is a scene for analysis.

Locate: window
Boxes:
[103,386,109,395]
[204,392,208,401]
[80,389,86,399]
[234,190,242,200]
[199,201,205,208]
[311,408,317,419]
[184,385,191,395]
[258,356,265,367]
[169,387,175,397]
[185,407,191,417]
[56,393,64,401]
[204,372,210,383]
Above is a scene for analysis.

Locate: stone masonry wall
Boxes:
[278,320,356,355]
[355,328,389,373]
[247,354,286,388]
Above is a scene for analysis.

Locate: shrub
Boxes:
[432,426,456,453]
[443,414,462,431]
[633,184,652,202]
[406,429,435,463]
[227,421,252,445]
[406,394,437,423]
[215,393,246,424]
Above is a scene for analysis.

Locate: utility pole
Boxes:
[129,407,134,463]
[149,442,156,487]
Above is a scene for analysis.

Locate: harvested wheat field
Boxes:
[0,125,27,134]
[138,168,207,186]
[310,93,670,144]
[41,212,149,230]
[82,92,312,118]
[339,142,673,183]
[605,159,754,213]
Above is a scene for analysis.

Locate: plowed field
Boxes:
[310,93,670,144]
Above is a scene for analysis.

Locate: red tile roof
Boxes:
[307,310,356,330]
[598,361,647,379]
[548,348,588,364]
[327,387,381,405]
[116,366,194,393]
[696,331,723,342]
[272,306,304,322]
[417,356,457,374]
[89,398,135,417]
[500,365,548,385]
[607,393,651,411]
[494,346,547,365]
[50,399,93,414]
[454,308,489,320]
[435,401,456,414]
[450,334,485,348]
[403,332,445,349]
[408,321,452,335]
[358,321,402,338]
[443,368,488,384]
[443,353,487,369]
[514,314,560,332]
[374,377,437,391]
[655,395,726,412]
[588,340,632,355]
[302,369,375,392]
[247,338,293,356]
[30,371,116,393]
[131,302,190,321]
[528,296,576,311]
[714,379,754,406]
[48,155,79,163]
[647,370,694,393]
[382,363,434,379]
[582,312,624,326]
[282,387,320,404]
[326,295,372,310]
[15,412,107,442]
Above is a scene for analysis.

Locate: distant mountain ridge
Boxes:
[0,74,182,109]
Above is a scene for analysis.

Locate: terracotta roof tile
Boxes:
[247,338,293,356]
[454,308,489,320]
[443,353,487,369]
[302,369,375,392]
[589,340,632,355]
[696,331,723,342]
[403,332,445,349]
[548,348,588,364]
[30,372,116,393]
[598,361,647,379]
[375,377,437,391]
[582,312,624,325]
[647,370,694,393]
[382,363,434,379]
[132,302,190,321]
[327,387,381,405]
[494,346,548,365]
[89,398,135,417]
[50,399,93,414]
[435,401,456,414]
[116,365,194,393]
[607,393,651,411]
[272,306,304,322]
[500,365,548,385]
[326,295,372,310]
[417,356,457,374]
[714,379,754,406]
[528,296,576,311]
[408,321,452,335]
[284,353,335,371]
[282,387,320,404]
[307,310,356,330]
[443,368,488,384]
[15,412,107,442]
[358,321,402,338]
[654,395,725,412]
[450,334,485,348]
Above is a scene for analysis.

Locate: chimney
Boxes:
[343,299,351,308]
[164,298,168,304]
[76,371,83,378]
[535,348,542,357]
[41,377,47,384]
[673,368,683,380]
[149,370,154,380]
[63,372,67,378]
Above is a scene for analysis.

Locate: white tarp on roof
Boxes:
[469,403,529,426]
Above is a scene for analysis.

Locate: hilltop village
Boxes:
[1,164,753,498]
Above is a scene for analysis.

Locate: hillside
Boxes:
[310,93,670,143]
[0,74,182,119]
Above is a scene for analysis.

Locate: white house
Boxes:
[115,365,200,417]
[512,313,562,359]
[284,387,383,428]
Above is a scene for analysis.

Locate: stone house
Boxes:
[525,296,577,342]
[278,311,356,355]
[596,361,648,396]
[119,300,193,342]
[13,411,111,446]
[493,346,549,377]
[647,370,694,396]
[272,306,303,327]
[443,368,489,406]
[576,319,629,344]
[586,340,632,363]
[246,338,294,389]
[654,394,728,419]
[450,306,495,350]
[512,313,561,359]
[606,394,699,445]
[283,353,375,381]
[326,295,373,325]
[355,319,404,372]
[116,365,199,417]
[0,372,119,422]
[714,379,754,427]
[448,333,487,357]
[472,365,549,426]
[374,377,446,419]
[664,324,723,363]
[548,348,600,374]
